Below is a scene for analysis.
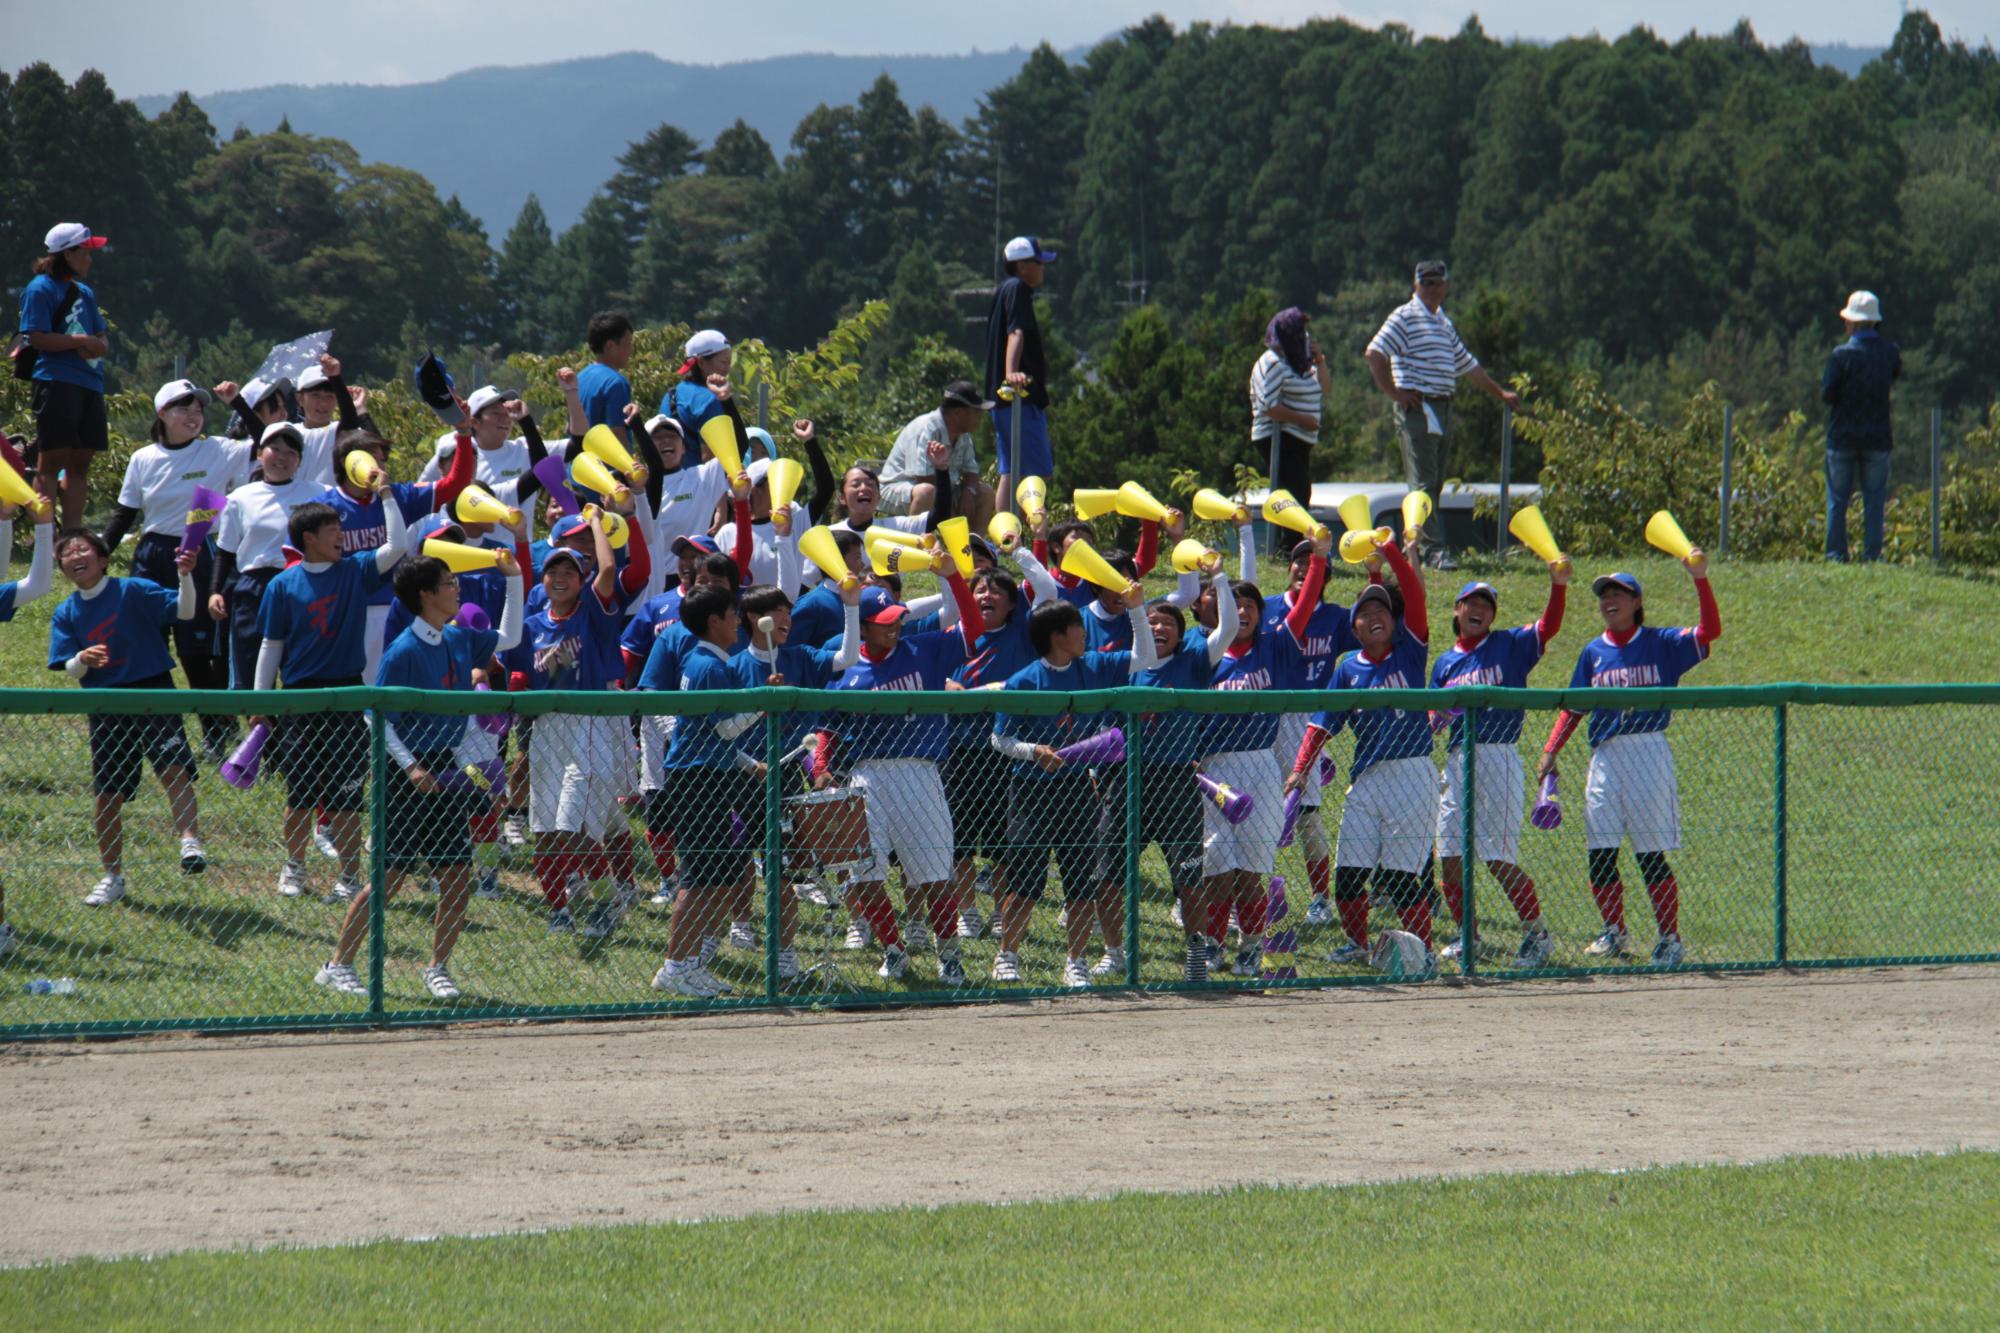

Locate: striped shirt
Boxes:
[1366,296,1478,396]
[1249,349,1322,445]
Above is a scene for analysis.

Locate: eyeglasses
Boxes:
[1419,278,1446,288]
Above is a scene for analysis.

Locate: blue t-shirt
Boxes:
[315,482,436,606]
[0,582,20,624]
[946,599,1036,748]
[1135,635,1215,765]
[1314,627,1434,780]
[260,555,389,683]
[378,623,500,753]
[1082,602,1134,654]
[1430,625,1547,748]
[732,640,845,750]
[508,588,628,692]
[659,376,725,444]
[620,587,684,666]
[48,578,179,686]
[1568,627,1708,746]
[383,565,509,653]
[826,630,970,763]
[1206,622,1309,756]
[661,644,752,771]
[19,274,106,392]
[577,362,633,434]
[786,581,846,649]
[1261,592,1359,688]
[993,652,1133,780]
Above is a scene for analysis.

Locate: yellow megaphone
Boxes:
[0,456,42,511]
[1336,493,1373,534]
[453,484,522,529]
[1059,538,1129,592]
[578,504,630,550]
[1263,489,1329,542]
[1508,504,1563,562]
[1171,538,1221,576]
[1115,481,1171,522]
[1339,527,1395,564]
[1073,488,1121,520]
[1191,488,1248,524]
[988,512,1023,552]
[570,453,629,504]
[1017,476,1047,523]
[699,416,746,486]
[936,516,975,578]
[798,525,859,591]
[864,525,925,551]
[766,457,805,511]
[581,423,644,482]
[343,451,382,491]
[1401,491,1433,540]
[1645,510,1695,561]
[423,538,504,573]
[870,543,937,576]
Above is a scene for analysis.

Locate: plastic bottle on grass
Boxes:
[24,978,77,996]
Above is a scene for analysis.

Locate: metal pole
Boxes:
[1496,405,1513,553]
[1124,704,1142,988]
[1265,431,1282,560]
[367,707,388,1023]
[1773,703,1788,966]
[1008,391,1022,517]
[1460,705,1477,978]
[756,381,770,437]
[1930,406,1943,561]
[763,711,783,1001]
[1719,404,1734,557]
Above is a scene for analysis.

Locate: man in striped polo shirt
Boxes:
[1365,260,1520,570]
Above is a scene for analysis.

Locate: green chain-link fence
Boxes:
[1,683,1995,1039]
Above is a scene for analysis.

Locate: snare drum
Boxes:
[782,788,871,869]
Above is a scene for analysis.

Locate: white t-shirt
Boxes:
[832,511,930,538]
[118,436,253,536]
[714,504,811,590]
[424,433,536,539]
[655,458,732,551]
[294,421,341,487]
[882,408,978,485]
[215,477,315,571]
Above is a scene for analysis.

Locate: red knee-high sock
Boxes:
[1234,884,1268,937]
[468,811,499,845]
[1440,870,1464,923]
[1397,896,1433,949]
[645,827,677,878]
[607,843,637,884]
[1591,881,1626,930]
[1645,876,1679,935]
[584,853,611,883]
[1337,896,1369,947]
[1503,873,1541,924]
[1204,900,1231,943]
[925,891,959,947]
[533,853,578,909]
[1307,856,1331,901]
[851,886,903,949]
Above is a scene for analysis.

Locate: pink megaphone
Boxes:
[1196,772,1255,825]
[1530,773,1563,830]
[1054,727,1125,767]
[531,454,580,516]
[220,723,271,789]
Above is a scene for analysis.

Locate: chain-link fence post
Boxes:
[763,709,784,1001]
[1460,703,1479,978]
[367,705,388,1023]
[1774,702,1789,965]
[1123,702,1143,988]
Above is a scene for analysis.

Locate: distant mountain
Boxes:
[132,49,1044,235]
[1810,43,1888,77]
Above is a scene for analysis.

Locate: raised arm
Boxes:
[1283,554,1327,642]
[12,517,54,607]
[434,430,475,509]
[947,569,983,655]
[496,565,525,652]
[1123,600,1157,675]
[1690,556,1720,646]
[1236,520,1257,582]
[1133,519,1159,578]
[616,504,651,599]
[795,420,837,524]
[373,488,409,572]
[1378,538,1426,643]
[1204,576,1239,666]
[1010,543,1062,606]
[1536,566,1569,648]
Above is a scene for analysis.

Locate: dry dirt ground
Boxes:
[4,968,1996,1267]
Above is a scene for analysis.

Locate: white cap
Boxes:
[1839,290,1882,323]
[1002,235,1057,264]
[466,385,518,417]
[684,329,730,360]
[643,413,681,436]
[152,379,212,413]
[241,377,283,410]
[45,222,108,254]
[259,421,305,451]
[296,363,331,392]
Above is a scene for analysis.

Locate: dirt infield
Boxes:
[4,968,1996,1267]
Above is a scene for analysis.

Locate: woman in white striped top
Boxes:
[1249,307,1330,504]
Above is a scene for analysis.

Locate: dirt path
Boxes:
[4,968,1996,1267]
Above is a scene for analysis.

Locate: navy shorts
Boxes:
[992,401,1053,478]
[86,676,196,800]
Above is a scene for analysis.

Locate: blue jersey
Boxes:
[48,578,179,686]
[260,555,388,683]
[1206,622,1309,756]
[19,274,106,391]
[947,601,1036,748]
[1082,601,1134,653]
[316,482,436,606]
[509,589,628,692]
[827,630,970,763]
[993,653,1133,780]
[0,582,19,624]
[1055,578,1095,610]
[1568,627,1707,746]
[383,565,508,653]
[1315,628,1434,780]
[577,362,633,434]
[1430,625,1547,748]
[659,376,725,443]
[662,644,752,771]
[787,581,846,649]
[378,623,498,753]
[732,641,844,749]
[620,587,683,666]
[1261,592,1358,688]
[1135,635,1215,765]
[528,538,553,581]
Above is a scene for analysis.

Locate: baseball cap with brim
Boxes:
[943,379,995,411]
[685,329,730,360]
[45,222,108,253]
[965,534,997,565]
[258,421,305,452]
[296,363,332,392]
[542,546,591,576]
[548,514,593,544]
[1455,580,1499,606]
[744,457,772,487]
[153,379,212,413]
[1415,259,1449,283]
[644,414,683,438]
[241,377,288,410]
[672,533,720,559]
[859,586,908,625]
[1353,584,1395,615]
[466,385,518,417]
[1592,572,1643,598]
[1003,235,1058,264]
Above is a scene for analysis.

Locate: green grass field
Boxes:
[1,551,1996,1029]
[3,1152,1992,1327]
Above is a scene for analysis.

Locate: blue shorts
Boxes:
[993,401,1053,479]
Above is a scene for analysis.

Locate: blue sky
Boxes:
[15,1,1988,96]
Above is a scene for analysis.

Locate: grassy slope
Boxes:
[0,553,1996,1025]
[2,1152,1993,1328]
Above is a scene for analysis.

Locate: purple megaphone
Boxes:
[1276,787,1303,849]
[439,756,507,795]
[219,722,271,789]
[532,455,580,516]
[472,680,512,736]
[456,604,491,632]
[1319,755,1336,784]
[181,485,227,555]
[1196,772,1255,825]
[1530,773,1563,830]
[1054,727,1125,768]
[1265,874,1289,925]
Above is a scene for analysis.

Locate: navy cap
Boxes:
[1592,572,1643,598]
[549,514,592,543]
[858,586,908,625]
[1353,584,1394,615]
[542,546,591,576]
[1455,581,1499,605]
[672,533,721,558]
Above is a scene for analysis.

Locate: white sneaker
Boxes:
[501,815,527,849]
[878,944,910,980]
[1304,896,1334,927]
[844,918,873,950]
[1328,941,1370,965]
[1232,944,1261,976]
[699,935,720,966]
[1586,925,1630,957]
[0,922,15,959]
[992,950,1022,983]
[1514,927,1555,969]
[728,920,757,951]
[84,873,126,907]
[652,962,715,997]
[278,861,309,898]
[795,881,831,908]
[327,876,360,904]
[651,876,678,906]
[422,965,461,999]
[581,893,631,940]
[179,835,207,875]
[905,921,934,953]
[1651,932,1685,967]
[689,963,733,997]
[475,868,502,899]
[776,947,800,981]
[1061,957,1091,989]
[1090,946,1126,978]
[313,822,339,859]
[938,948,967,987]
[957,907,984,939]
[314,961,366,996]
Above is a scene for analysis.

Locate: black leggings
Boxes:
[1334,864,1429,911]
[1260,430,1314,506]
[133,534,232,741]
[1589,848,1672,886]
